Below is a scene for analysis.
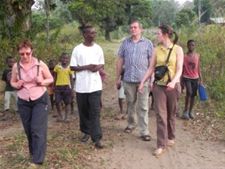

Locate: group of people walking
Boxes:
[117,20,202,157]
[6,24,105,168]
[1,19,202,168]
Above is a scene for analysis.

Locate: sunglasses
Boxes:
[19,52,31,56]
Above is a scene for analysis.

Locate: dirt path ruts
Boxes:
[90,114,225,169]
[0,83,225,169]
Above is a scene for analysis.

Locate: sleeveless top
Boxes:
[182,53,200,79]
[155,44,178,86]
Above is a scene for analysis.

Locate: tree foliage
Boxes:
[151,0,179,26]
[208,0,225,17]
[67,0,152,40]
[0,0,35,40]
[175,9,196,28]
[193,0,212,23]
[31,0,72,43]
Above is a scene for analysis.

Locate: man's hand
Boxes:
[86,64,99,72]
[138,82,144,93]
[116,80,121,90]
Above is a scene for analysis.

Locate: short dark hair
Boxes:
[78,24,94,34]
[187,39,195,45]
[17,39,33,51]
[60,52,69,59]
[5,56,14,63]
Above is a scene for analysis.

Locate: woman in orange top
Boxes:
[139,25,184,157]
[11,40,53,168]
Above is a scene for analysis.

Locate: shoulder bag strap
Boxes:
[37,58,40,76]
[17,62,22,80]
[165,44,175,65]
[17,59,40,79]
[165,44,175,82]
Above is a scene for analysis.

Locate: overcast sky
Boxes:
[178,0,193,5]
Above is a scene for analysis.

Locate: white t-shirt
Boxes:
[70,43,104,93]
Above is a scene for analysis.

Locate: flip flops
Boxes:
[140,135,151,141]
[124,126,135,133]
[153,147,166,157]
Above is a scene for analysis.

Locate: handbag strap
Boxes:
[165,44,175,65]
[165,44,175,83]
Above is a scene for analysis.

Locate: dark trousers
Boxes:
[183,77,199,97]
[76,91,102,142]
[152,84,180,148]
[17,92,49,164]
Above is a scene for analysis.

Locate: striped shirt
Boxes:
[118,37,153,83]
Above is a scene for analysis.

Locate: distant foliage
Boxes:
[175,9,196,28]
[151,0,178,26]
[31,11,67,38]
[68,0,152,40]
[179,24,225,115]
[193,0,212,23]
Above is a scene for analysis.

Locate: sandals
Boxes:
[124,127,135,133]
[140,135,151,141]
[167,139,175,146]
[153,147,166,157]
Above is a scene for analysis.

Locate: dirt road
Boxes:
[89,114,225,169]
[0,83,225,169]
[88,83,225,169]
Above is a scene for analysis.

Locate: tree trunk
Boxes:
[105,30,111,41]
[6,0,34,38]
[45,0,50,44]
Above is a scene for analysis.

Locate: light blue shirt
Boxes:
[118,37,153,83]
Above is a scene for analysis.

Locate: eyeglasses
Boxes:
[19,52,31,56]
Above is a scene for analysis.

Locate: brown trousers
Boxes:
[152,83,181,148]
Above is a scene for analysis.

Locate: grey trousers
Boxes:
[123,82,149,136]
[4,91,17,111]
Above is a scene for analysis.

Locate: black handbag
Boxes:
[154,44,174,81]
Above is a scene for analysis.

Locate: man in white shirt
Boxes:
[70,25,104,149]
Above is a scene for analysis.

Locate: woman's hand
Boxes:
[16,80,25,89]
[36,76,43,85]
[166,81,176,90]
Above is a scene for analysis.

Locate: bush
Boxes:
[179,24,225,116]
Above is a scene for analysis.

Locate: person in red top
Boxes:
[181,40,202,120]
